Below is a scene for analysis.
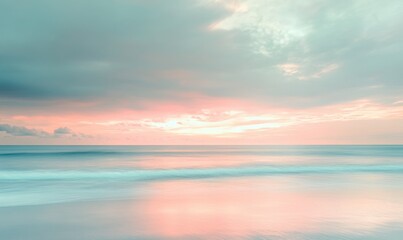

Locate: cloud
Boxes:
[54,127,73,135]
[0,124,86,138]
[0,124,50,137]
[278,63,300,76]
[0,81,54,99]
[208,0,313,55]
[0,0,401,114]
[0,0,235,111]
[84,99,403,137]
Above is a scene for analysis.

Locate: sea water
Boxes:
[1,145,403,239]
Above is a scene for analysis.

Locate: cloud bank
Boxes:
[1,0,402,112]
[0,124,85,139]
[0,0,403,144]
[0,124,50,137]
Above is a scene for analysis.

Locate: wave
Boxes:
[0,151,126,157]
[1,164,403,181]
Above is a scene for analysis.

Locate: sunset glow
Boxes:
[2,2,403,240]
[1,0,403,144]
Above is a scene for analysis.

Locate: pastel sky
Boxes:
[1,0,403,145]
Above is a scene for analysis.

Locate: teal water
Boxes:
[1,145,403,239]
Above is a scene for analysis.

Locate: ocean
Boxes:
[1,145,403,239]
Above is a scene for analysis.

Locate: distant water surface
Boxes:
[1,145,403,239]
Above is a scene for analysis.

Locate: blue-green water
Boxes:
[1,145,403,239]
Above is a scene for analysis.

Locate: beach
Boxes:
[1,145,403,239]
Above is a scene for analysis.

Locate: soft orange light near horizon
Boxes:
[1,98,403,145]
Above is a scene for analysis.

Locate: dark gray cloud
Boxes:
[0,0,242,111]
[1,0,403,113]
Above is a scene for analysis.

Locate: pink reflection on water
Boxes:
[137,177,403,238]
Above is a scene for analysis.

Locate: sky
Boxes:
[0,0,403,145]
